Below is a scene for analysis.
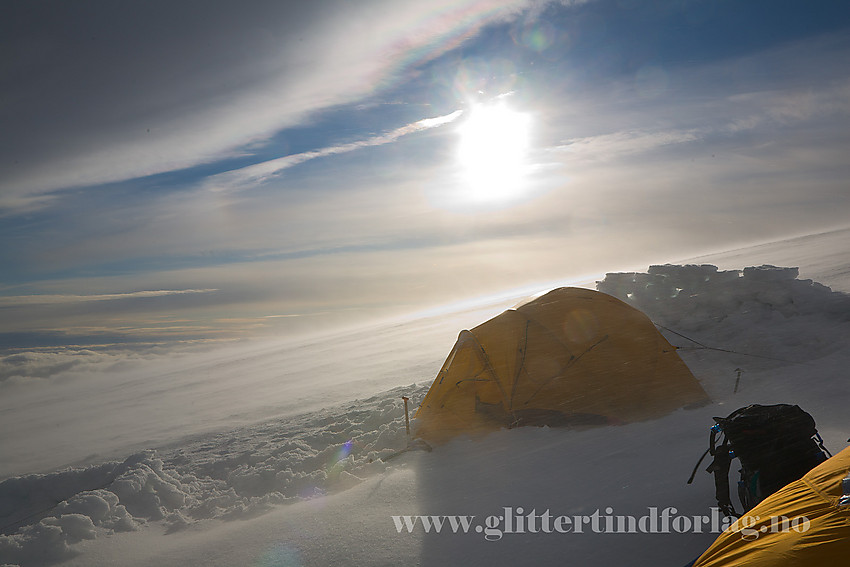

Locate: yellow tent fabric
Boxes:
[693,445,850,567]
[413,287,708,443]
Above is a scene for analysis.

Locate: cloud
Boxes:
[540,37,850,168]
[549,129,701,163]
[204,110,464,193]
[0,0,541,210]
[545,77,850,164]
[0,289,217,307]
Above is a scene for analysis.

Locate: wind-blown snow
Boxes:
[1,230,849,567]
[0,304,507,480]
[0,386,428,565]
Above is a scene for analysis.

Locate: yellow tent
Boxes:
[414,287,709,443]
[692,445,850,566]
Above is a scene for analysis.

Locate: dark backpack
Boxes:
[688,403,831,517]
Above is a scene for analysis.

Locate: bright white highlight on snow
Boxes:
[456,101,532,203]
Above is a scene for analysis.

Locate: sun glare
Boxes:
[456,101,532,203]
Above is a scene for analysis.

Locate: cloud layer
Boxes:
[2,1,849,352]
[0,0,539,209]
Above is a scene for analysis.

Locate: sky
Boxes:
[2,0,850,354]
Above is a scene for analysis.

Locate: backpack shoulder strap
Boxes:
[706,439,738,518]
[702,423,739,517]
[686,447,711,485]
[688,422,722,485]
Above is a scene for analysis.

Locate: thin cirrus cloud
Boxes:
[0,289,218,307]
[203,110,464,193]
[0,0,543,211]
[544,50,850,169]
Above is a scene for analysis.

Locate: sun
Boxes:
[456,100,532,203]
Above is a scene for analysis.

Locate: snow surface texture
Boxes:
[2,245,850,565]
[0,385,428,565]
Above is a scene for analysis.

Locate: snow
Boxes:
[1,228,850,566]
[0,304,507,480]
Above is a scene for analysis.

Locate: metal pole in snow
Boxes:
[402,396,410,436]
[733,368,743,393]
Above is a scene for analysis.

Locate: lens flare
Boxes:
[253,543,303,567]
[326,439,355,478]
